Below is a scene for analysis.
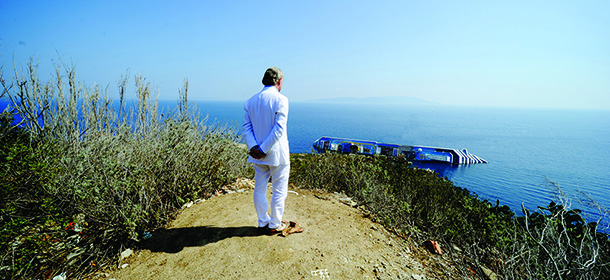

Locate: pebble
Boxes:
[120,249,133,260]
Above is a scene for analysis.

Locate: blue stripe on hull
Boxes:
[313,136,487,165]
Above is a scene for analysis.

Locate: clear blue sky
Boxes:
[1,0,609,109]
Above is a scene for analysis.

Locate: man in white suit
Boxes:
[242,67,290,234]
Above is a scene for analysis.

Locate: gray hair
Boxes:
[262,67,284,86]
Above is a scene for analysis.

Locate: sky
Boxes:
[1,0,609,109]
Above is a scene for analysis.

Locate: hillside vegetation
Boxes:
[1,59,609,279]
[1,60,251,279]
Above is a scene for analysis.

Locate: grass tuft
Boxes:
[289,152,610,279]
[1,58,250,279]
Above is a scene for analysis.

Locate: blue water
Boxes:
[196,101,610,222]
[3,99,609,222]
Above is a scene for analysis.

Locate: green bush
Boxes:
[1,59,250,279]
[0,111,68,279]
[290,153,513,246]
[47,119,249,240]
[289,152,610,279]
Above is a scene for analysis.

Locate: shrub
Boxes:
[290,153,513,246]
[0,111,68,279]
[500,183,610,279]
[1,59,249,279]
[289,152,610,279]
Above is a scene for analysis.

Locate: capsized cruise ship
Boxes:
[312,136,487,165]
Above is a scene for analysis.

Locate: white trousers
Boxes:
[253,163,290,229]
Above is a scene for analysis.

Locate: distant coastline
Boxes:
[305,96,439,106]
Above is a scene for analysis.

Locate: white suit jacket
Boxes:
[242,86,290,166]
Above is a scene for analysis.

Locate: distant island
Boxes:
[306,96,439,106]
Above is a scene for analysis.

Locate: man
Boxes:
[242,67,290,234]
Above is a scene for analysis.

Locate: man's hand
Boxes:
[249,145,266,159]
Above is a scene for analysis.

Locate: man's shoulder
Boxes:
[262,87,287,99]
[245,89,266,103]
[279,93,289,104]
[246,86,287,105]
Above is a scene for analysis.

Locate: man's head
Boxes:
[262,67,284,91]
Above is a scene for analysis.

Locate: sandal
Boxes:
[267,221,288,235]
[280,221,305,237]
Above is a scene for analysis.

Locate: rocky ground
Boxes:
[96,179,484,279]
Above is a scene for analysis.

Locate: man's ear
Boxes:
[275,77,283,91]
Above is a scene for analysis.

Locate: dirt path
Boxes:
[103,179,463,279]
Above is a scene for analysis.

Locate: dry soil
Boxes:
[100,179,472,280]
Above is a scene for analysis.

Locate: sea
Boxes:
[193,101,610,223]
[2,99,609,224]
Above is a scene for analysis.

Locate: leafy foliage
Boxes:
[0,59,249,279]
[0,111,68,279]
[289,152,610,279]
[290,153,513,245]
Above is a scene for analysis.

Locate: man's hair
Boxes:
[262,67,284,86]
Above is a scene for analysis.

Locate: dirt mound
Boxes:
[101,179,466,279]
